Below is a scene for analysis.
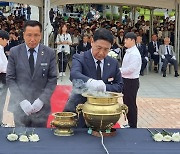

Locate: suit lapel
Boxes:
[102,57,111,81]
[32,44,44,78]
[20,44,31,76]
[85,51,97,79]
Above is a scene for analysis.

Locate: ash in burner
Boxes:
[72,79,112,97]
[86,91,112,97]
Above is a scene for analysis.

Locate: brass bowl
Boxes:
[77,92,128,132]
[51,112,77,136]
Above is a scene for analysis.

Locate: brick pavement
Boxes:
[2,71,180,128]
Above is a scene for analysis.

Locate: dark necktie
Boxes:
[29,48,34,75]
[96,60,101,80]
[166,46,170,55]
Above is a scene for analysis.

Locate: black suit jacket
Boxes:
[64,50,123,112]
[148,41,161,55]
[137,44,148,58]
[77,41,91,54]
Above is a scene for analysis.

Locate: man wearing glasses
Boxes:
[64,28,123,127]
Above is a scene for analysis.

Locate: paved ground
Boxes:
[3,68,180,128]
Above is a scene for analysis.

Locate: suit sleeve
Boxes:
[6,49,25,103]
[105,61,123,93]
[70,54,90,82]
[39,49,57,104]
[158,45,163,56]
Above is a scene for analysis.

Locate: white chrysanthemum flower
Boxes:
[29,134,40,142]
[153,133,163,142]
[108,51,118,58]
[163,135,172,142]
[19,135,29,142]
[172,132,180,142]
[7,133,18,141]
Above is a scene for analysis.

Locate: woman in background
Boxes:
[56,23,72,77]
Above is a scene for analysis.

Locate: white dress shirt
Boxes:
[0,45,8,73]
[121,45,142,79]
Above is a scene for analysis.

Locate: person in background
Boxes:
[56,23,72,77]
[6,20,57,127]
[26,5,31,20]
[158,37,179,77]
[49,8,55,24]
[64,28,123,127]
[0,30,9,124]
[77,35,91,54]
[136,35,148,76]
[148,34,161,73]
[121,32,141,128]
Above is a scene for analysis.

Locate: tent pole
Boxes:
[175,0,180,63]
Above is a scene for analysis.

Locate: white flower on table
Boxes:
[7,133,18,141]
[19,135,29,142]
[163,135,172,142]
[172,132,180,142]
[153,133,163,142]
[29,134,40,142]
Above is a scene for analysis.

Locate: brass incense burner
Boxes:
[76,92,128,132]
[51,112,77,136]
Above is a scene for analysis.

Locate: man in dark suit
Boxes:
[77,35,91,54]
[148,34,161,73]
[6,20,57,127]
[64,28,123,127]
[136,35,148,76]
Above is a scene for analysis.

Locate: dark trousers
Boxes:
[122,78,139,128]
[58,52,68,72]
[13,104,50,127]
[151,54,159,66]
[141,58,148,73]
[162,55,178,72]
[0,73,7,124]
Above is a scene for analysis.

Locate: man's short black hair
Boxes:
[23,20,42,32]
[93,28,113,45]
[125,32,137,41]
[0,30,9,40]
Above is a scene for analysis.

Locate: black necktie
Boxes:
[96,60,101,80]
[166,46,170,55]
[29,48,34,75]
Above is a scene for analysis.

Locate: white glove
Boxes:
[154,52,159,55]
[161,55,165,59]
[20,100,33,116]
[145,57,149,61]
[86,79,106,92]
[171,56,176,60]
[32,98,44,113]
[96,80,106,92]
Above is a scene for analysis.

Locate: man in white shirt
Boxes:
[0,30,9,124]
[121,32,141,128]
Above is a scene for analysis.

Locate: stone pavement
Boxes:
[2,70,180,128]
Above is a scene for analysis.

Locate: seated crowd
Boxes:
[0,11,179,77]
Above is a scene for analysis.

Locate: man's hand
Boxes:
[154,52,159,55]
[171,56,176,60]
[32,98,44,113]
[86,79,106,92]
[145,57,149,61]
[161,55,165,59]
[19,100,33,116]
